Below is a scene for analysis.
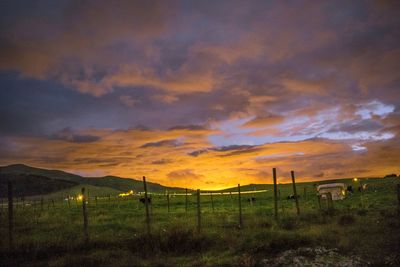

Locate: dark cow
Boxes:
[247,197,256,203]
[139,197,151,204]
[287,195,300,200]
[347,185,353,193]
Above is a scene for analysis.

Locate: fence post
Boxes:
[210,192,214,212]
[167,193,170,213]
[360,181,364,208]
[68,195,71,208]
[52,199,55,208]
[273,168,278,220]
[397,184,400,215]
[327,192,333,210]
[41,197,44,210]
[142,176,151,236]
[317,194,322,210]
[238,184,243,228]
[7,181,14,250]
[81,187,89,244]
[291,171,300,215]
[304,187,307,200]
[185,188,188,213]
[196,189,201,234]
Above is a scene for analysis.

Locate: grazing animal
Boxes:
[247,197,256,202]
[287,195,300,200]
[139,197,151,204]
[347,185,353,193]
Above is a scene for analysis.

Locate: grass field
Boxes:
[1,177,399,266]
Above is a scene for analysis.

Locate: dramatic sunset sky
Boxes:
[0,0,399,189]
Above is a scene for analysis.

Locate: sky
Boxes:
[0,0,399,189]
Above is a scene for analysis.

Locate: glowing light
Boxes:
[77,195,83,201]
[353,178,358,182]
[119,190,134,197]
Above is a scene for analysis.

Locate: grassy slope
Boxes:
[0,176,399,266]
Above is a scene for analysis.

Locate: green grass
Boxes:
[0,177,399,266]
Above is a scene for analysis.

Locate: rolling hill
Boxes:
[0,164,185,197]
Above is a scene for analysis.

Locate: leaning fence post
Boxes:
[273,168,278,220]
[185,188,188,213]
[81,187,89,244]
[143,176,151,236]
[291,171,300,215]
[196,189,201,234]
[95,196,98,207]
[8,181,14,250]
[238,184,243,228]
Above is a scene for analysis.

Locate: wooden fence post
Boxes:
[68,195,71,208]
[81,187,89,244]
[317,194,322,210]
[143,176,151,236]
[51,199,55,208]
[327,192,334,210]
[238,184,243,228]
[185,188,188,213]
[7,181,14,250]
[196,189,201,234]
[397,184,400,215]
[291,171,300,215]
[95,196,98,207]
[360,181,364,208]
[210,192,214,212]
[273,168,278,220]
[167,193,170,213]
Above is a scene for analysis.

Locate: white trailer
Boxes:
[317,183,346,200]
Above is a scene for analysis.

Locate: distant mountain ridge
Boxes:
[0,164,185,197]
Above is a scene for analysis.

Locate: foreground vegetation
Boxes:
[1,177,399,266]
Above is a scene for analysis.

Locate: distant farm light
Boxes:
[119,190,135,197]
[77,195,83,201]
[353,178,358,182]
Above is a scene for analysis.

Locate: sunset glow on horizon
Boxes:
[0,1,399,189]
